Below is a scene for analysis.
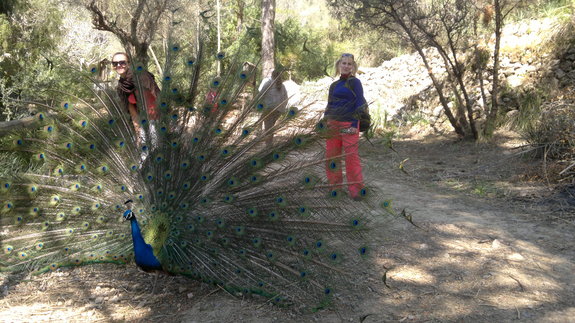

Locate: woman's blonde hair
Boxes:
[334,53,358,76]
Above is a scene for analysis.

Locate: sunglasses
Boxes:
[341,53,354,59]
[111,60,127,67]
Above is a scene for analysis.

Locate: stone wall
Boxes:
[299,17,574,130]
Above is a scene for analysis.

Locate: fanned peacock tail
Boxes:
[0,34,393,311]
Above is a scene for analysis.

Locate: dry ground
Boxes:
[1,130,574,323]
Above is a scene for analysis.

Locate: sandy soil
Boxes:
[1,131,574,323]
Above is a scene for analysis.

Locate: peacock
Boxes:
[0,33,394,312]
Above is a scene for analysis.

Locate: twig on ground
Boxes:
[507,274,525,292]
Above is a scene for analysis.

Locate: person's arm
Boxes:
[127,102,142,145]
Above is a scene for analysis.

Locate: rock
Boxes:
[491,239,502,249]
[508,253,525,261]
[432,106,443,118]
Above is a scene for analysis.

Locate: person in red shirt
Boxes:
[112,52,160,148]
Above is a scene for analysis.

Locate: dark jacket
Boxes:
[324,75,367,128]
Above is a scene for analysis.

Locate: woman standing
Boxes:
[112,52,161,148]
[324,53,366,200]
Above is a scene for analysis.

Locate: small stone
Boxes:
[491,239,502,249]
[179,286,187,293]
[508,253,525,261]
[94,297,104,304]
[187,292,194,299]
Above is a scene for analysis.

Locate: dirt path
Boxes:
[1,132,574,322]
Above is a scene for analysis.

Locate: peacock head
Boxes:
[123,200,135,221]
[123,209,135,221]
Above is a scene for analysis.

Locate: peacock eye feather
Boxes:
[298,206,311,217]
[381,200,392,208]
[241,128,251,136]
[287,107,298,117]
[275,196,287,207]
[250,174,261,183]
[29,207,40,216]
[246,208,258,217]
[329,190,341,199]
[267,210,279,221]
[293,137,304,146]
[3,201,14,212]
[220,147,232,156]
[1,182,11,191]
[286,235,296,246]
[14,215,22,224]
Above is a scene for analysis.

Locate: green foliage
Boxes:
[276,17,337,81]
[512,0,574,21]
[0,0,65,120]
[503,87,547,132]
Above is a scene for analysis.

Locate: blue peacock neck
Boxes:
[128,216,163,271]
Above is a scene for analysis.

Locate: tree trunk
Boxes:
[484,0,503,137]
[260,0,276,79]
[236,0,244,34]
[392,9,466,137]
